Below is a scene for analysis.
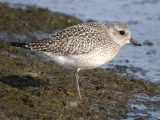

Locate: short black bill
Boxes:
[130,38,141,46]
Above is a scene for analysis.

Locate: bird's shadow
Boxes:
[0,75,48,88]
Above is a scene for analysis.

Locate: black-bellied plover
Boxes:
[10,22,141,100]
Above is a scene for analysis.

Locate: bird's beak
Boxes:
[130,38,141,46]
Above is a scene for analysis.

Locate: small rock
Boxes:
[89,104,100,112]
[143,41,154,46]
[69,101,79,108]
[146,50,156,55]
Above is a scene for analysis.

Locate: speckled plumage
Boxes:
[10,22,141,100]
[25,22,109,54]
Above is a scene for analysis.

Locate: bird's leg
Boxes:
[75,68,82,100]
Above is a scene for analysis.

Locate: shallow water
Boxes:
[126,93,160,120]
[1,0,159,83]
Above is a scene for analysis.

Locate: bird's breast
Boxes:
[43,45,120,70]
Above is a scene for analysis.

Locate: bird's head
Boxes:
[106,22,141,46]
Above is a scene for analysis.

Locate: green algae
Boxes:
[0,2,82,42]
[0,3,82,34]
[0,40,159,119]
[0,3,160,120]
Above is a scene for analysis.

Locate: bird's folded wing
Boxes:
[26,23,106,55]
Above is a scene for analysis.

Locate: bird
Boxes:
[10,22,141,100]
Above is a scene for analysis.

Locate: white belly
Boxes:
[43,49,118,70]
[54,54,106,70]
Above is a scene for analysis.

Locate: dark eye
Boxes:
[119,30,125,35]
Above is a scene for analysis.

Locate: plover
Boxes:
[10,22,141,100]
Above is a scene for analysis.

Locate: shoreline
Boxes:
[0,3,159,119]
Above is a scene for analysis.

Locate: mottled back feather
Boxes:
[25,22,109,55]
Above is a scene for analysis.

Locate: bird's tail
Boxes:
[10,42,27,48]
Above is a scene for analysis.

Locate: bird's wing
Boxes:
[25,22,107,55]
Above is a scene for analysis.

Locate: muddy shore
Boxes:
[0,3,159,120]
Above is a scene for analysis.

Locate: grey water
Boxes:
[0,0,160,119]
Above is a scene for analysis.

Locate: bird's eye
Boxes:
[119,30,125,35]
